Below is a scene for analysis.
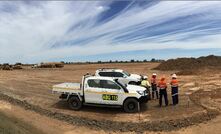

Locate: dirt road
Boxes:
[0,63,221,133]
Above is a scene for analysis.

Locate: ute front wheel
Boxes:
[123,98,139,113]
[68,96,82,110]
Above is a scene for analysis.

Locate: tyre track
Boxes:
[0,91,219,133]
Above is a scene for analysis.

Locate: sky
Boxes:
[1,1,221,64]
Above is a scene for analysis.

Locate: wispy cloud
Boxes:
[0,1,221,63]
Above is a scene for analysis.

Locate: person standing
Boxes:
[158,77,168,106]
[141,76,151,100]
[170,74,179,105]
[151,73,158,99]
[141,76,151,88]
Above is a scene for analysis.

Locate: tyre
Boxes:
[123,98,139,113]
[68,96,82,110]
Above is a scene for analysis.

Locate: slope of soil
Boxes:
[154,55,221,71]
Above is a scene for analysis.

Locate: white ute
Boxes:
[95,68,144,85]
[52,74,149,113]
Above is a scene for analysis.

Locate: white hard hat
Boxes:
[172,74,177,78]
[143,76,148,79]
[152,73,157,76]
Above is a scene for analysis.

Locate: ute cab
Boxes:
[95,68,144,85]
[52,74,149,113]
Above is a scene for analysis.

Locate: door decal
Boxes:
[102,94,118,101]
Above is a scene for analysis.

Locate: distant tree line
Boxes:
[1,58,164,66]
[63,58,164,65]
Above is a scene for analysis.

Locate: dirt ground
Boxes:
[0,62,221,133]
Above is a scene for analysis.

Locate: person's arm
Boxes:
[147,81,151,88]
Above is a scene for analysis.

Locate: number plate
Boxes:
[102,94,118,101]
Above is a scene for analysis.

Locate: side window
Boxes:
[99,72,115,77]
[108,72,115,77]
[99,72,108,77]
[88,79,101,88]
[100,80,121,90]
[114,72,124,77]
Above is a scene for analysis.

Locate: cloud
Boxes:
[0,1,221,63]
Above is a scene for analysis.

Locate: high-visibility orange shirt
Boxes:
[151,77,157,84]
[170,79,178,87]
[158,80,167,89]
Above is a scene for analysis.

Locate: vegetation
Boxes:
[64,58,164,65]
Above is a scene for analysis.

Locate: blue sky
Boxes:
[0,1,221,63]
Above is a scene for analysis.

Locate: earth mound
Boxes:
[154,55,221,71]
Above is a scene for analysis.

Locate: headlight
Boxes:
[137,91,144,96]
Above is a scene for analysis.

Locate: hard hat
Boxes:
[143,76,148,79]
[152,73,157,76]
[172,74,177,78]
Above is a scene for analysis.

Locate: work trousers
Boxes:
[159,88,168,106]
[171,87,179,105]
[151,84,158,99]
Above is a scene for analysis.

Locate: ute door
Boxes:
[99,80,123,105]
[84,79,103,104]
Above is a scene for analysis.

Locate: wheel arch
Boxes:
[123,97,139,105]
[67,93,83,102]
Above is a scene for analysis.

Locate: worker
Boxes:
[170,74,179,105]
[141,76,151,99]
[151,73,158,99]
[158,77,168,106]
[141,76,151,88]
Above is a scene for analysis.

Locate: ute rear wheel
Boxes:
[68,96,82,110]
[123,98,139,113]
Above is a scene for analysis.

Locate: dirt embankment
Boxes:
[154,55,221,75]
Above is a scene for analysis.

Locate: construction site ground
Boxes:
[0,62,221,133]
